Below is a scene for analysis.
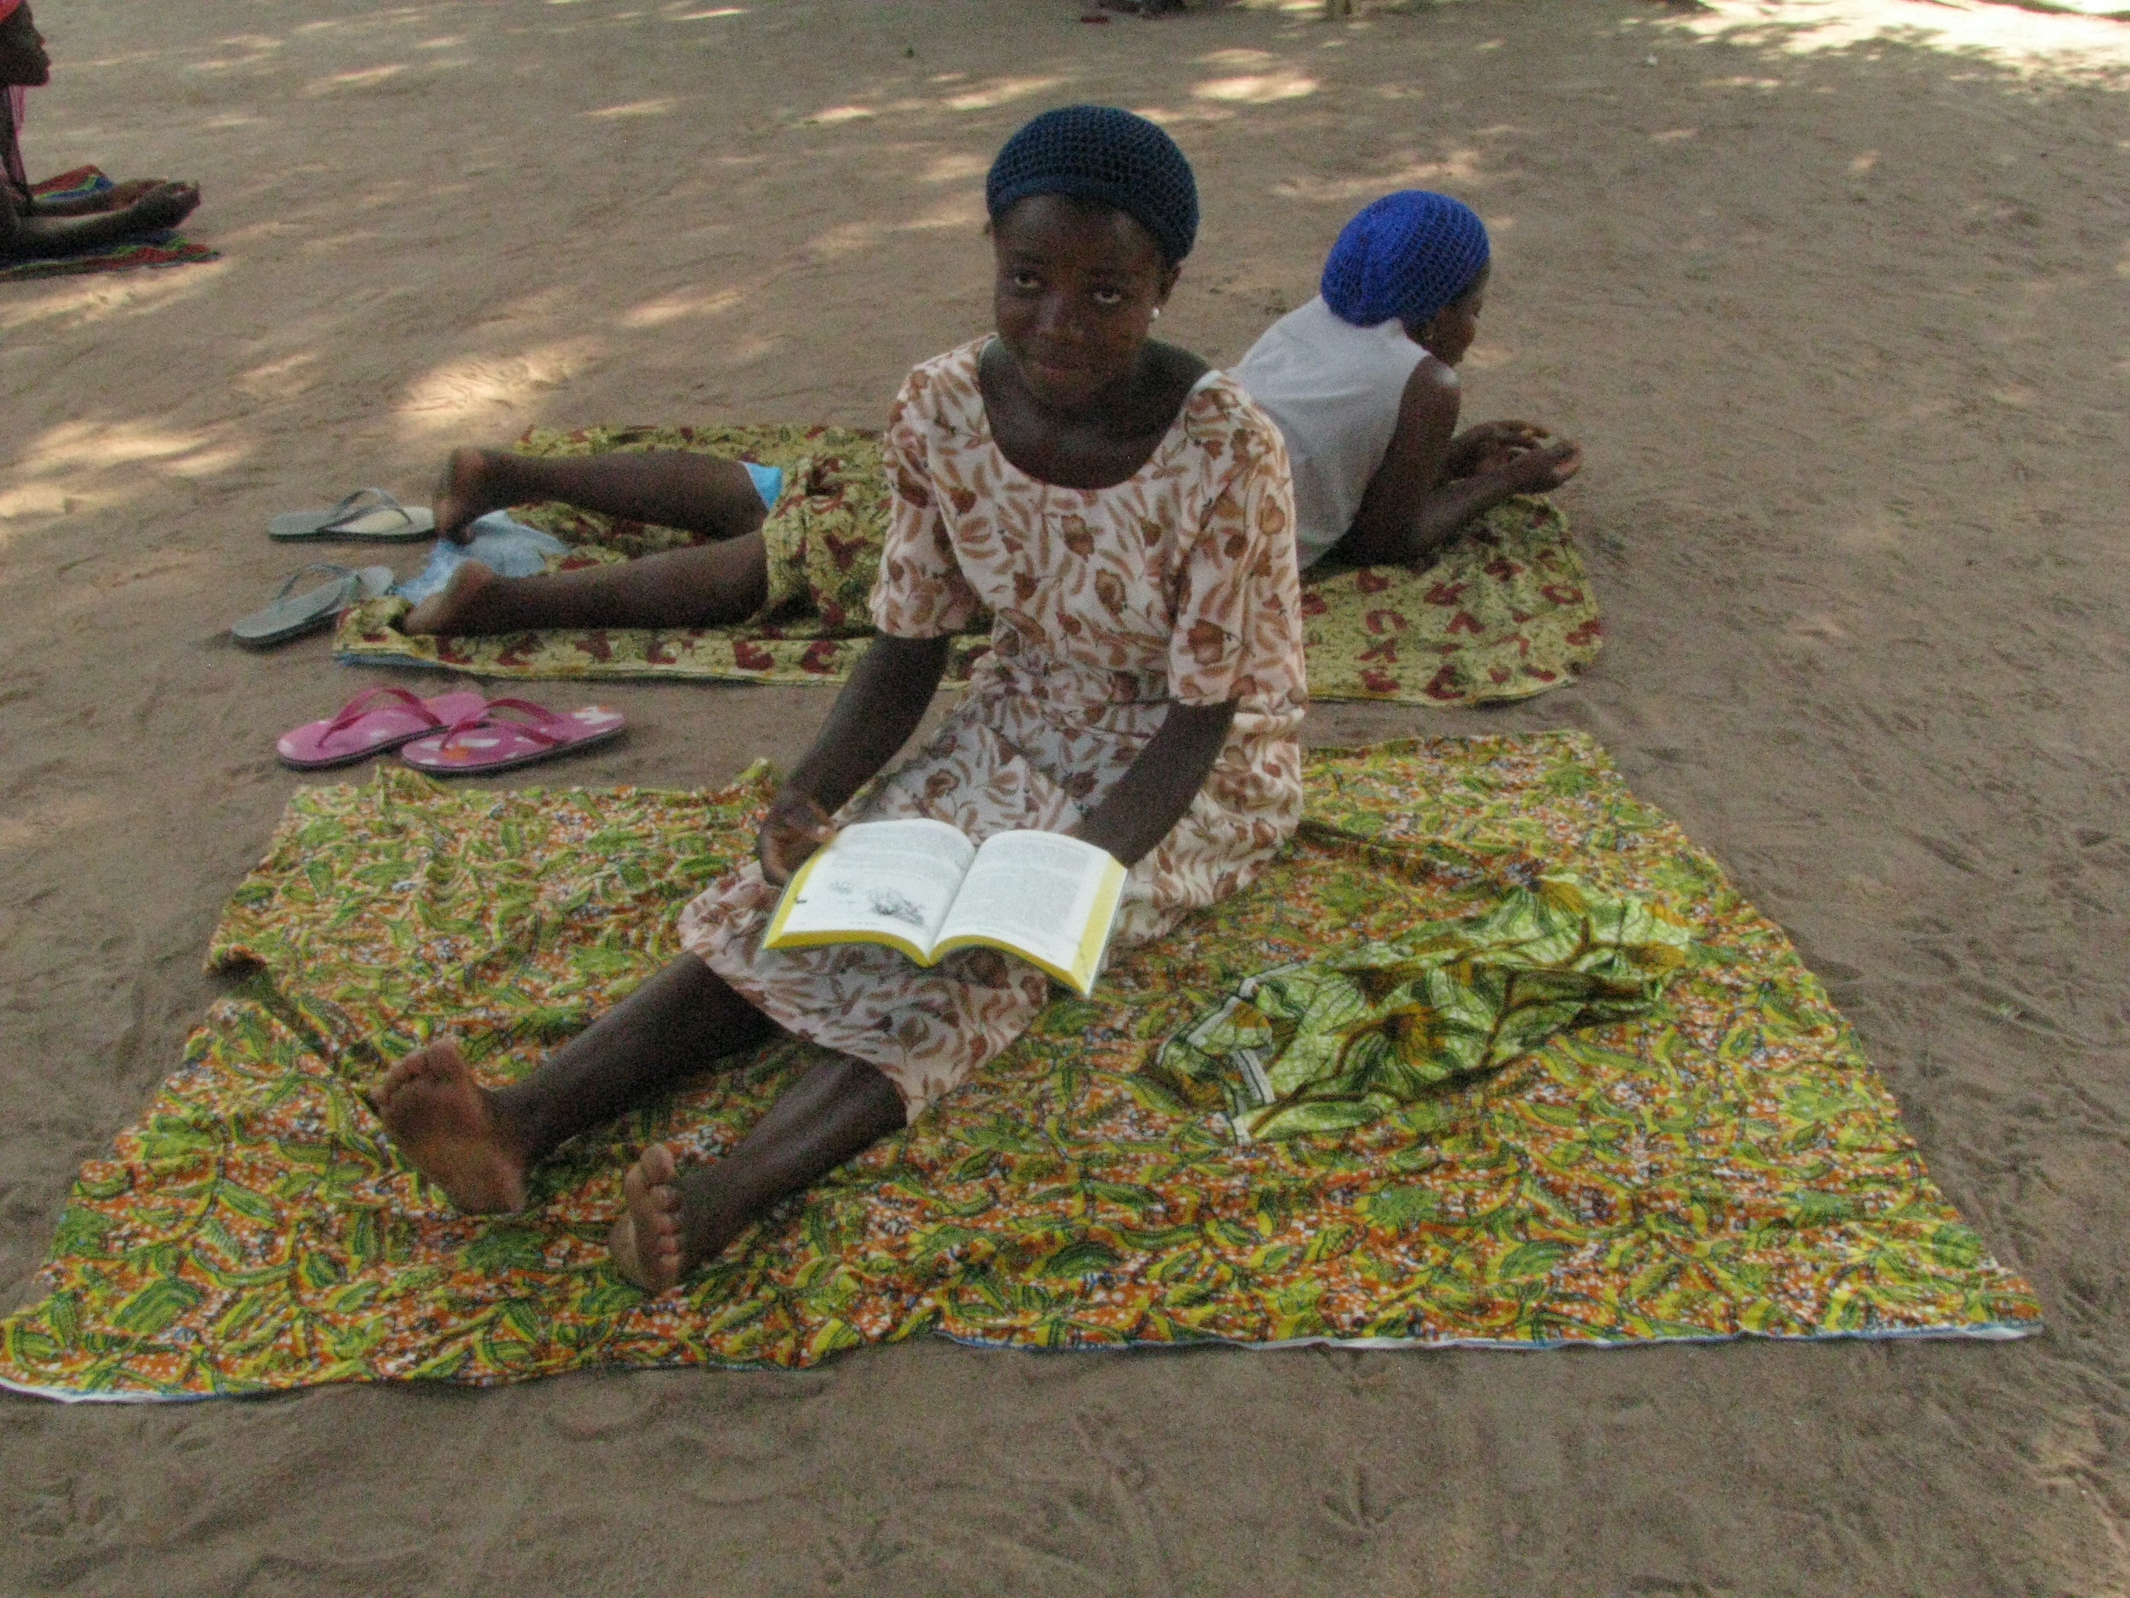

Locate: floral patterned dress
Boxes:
[679,338,1307,1116]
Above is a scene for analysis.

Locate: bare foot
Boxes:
[129,181,200,232]
[402,558,502,635]
[369,1039,531,1214]
[434,447,519,543]
[610,1142,692,1292]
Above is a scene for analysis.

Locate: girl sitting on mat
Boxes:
[0,0,200,261]
[1232,190,1582,571]
[370,105,1307,1293]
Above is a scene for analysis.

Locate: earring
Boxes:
[1151,307,1162,320]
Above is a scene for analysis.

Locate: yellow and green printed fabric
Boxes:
[1156,876,1695,1142]
[0,735,2036,1400]
[335,419,1599,706]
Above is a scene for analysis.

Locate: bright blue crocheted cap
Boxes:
[985,105,1199,266]
[1320,191,1490,328]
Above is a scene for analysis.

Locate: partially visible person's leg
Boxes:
[400,443,777,635]
[435,446,769,542]
[402,532,770,635]
[369,954,778,1213]
[610,1052,905,1291]
[0,180,200,261]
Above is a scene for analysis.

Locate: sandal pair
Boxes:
[277,688,627,773]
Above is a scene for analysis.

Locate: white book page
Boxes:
[773,818,976,953]
[935,830,1121,976]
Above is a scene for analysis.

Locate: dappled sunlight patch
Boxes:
[0,265,225,335]
[1785,611,1852,644]
[717,332,787,369]
[920,153,989,184]
[806,195,986,260]
[1132,104,1241,127]
[0,420,253,532]
[1192,67,1321,104]
[1272,149,1489,203]
[1830,504,1908,553]
[618,286,744,329]
[898,196,987,232]
[667,6,748,18]
[190,35,285,73]
[802,104,876,126]
[806,220,885,260]
[584,97,678,119]
[944,75,1070,112]
[305,64,410,95]
[234,350,324,403]
[1659,0,2130,79]
[395,340,605,435]
[14,420,238,474]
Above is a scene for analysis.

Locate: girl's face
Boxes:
[992,194,1178,412]
[0,6,51,89]
[1407,265,1489,367]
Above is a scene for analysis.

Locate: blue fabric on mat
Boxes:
[390,513,569,604]
[744,461,783,509]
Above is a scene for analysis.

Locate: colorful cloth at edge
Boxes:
[0,733,2041,1400]
[0,166,220,283]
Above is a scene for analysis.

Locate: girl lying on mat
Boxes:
[0,1,199,261]
[1234,191,1582,571]
[370,105,1307,1293]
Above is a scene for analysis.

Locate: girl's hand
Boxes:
[1447,420,1548,479]
[1501,438,1582,493]
[126,182,201,232]
[1458,419,1548,449]
[757,789,838,885]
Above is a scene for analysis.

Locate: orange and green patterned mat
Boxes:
[0,735,2036,1400]
[334,421,1598,708]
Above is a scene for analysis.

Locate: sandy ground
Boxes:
[2,0,2127,1591]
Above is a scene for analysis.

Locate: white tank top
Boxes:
[1230,296,1424,569]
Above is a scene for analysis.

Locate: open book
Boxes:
[762,818,1129,997]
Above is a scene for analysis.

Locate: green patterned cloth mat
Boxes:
[334,421,1598,706]
[0,735,2036,1399]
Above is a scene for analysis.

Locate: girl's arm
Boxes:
[1069,699,1237,867]
[756,633,952,882]
[1338,359,1580,567]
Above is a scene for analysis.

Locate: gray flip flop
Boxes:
[268,488,437,542]
[232,563,393,648]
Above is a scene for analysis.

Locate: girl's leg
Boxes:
[436,446,769,542]
[402,534,768,635]
[610,1053,905,1292]
[369,954,777,1214]
[403,443,777,636]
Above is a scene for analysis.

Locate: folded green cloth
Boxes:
[1154,875,1696,1141]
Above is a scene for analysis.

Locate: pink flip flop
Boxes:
[277,687,490,771]
[399,698,627,776]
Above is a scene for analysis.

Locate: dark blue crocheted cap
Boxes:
[985,105,1199,266]
[1320,191,1490,329]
